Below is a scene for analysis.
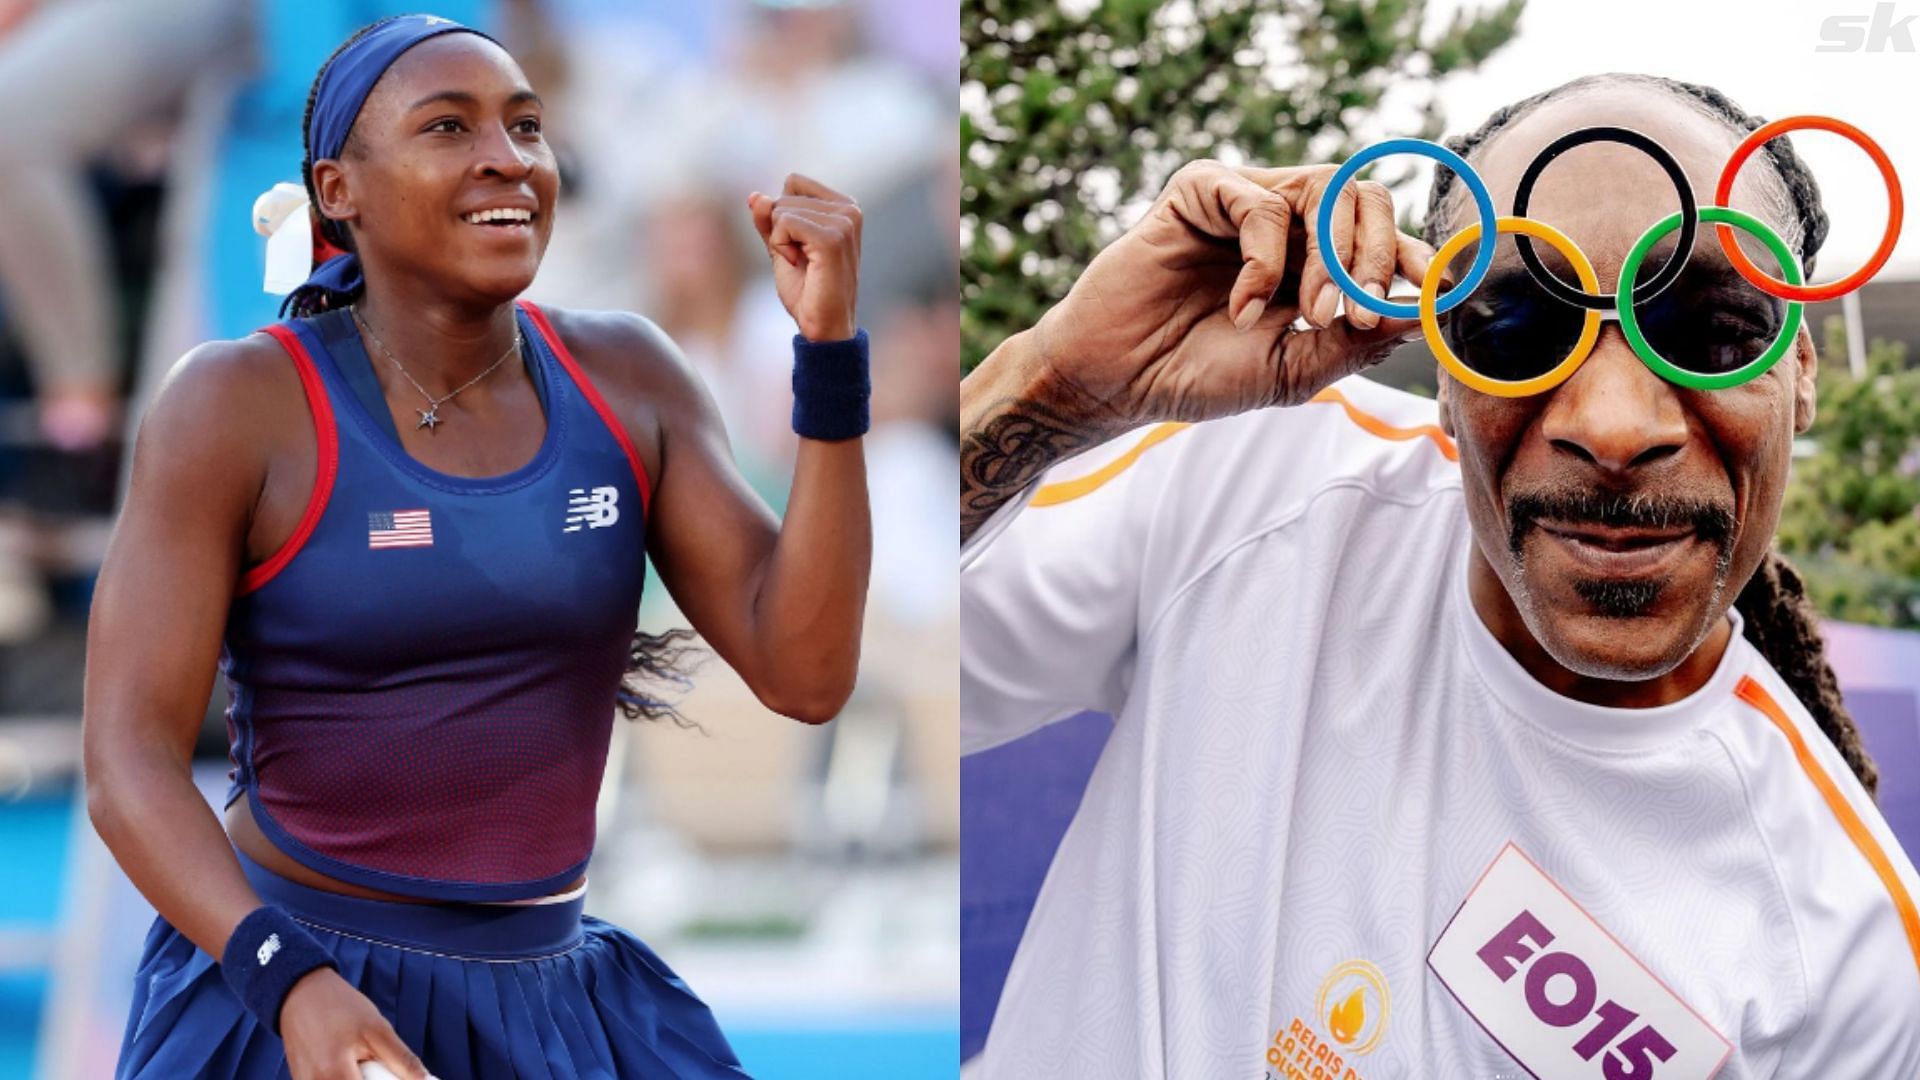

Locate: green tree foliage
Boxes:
[961,0,1526,372]
[1776,317,1920,627]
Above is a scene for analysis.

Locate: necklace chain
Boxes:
[351,305,522,431]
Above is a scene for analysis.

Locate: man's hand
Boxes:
[1034,159,1435,421]
[961,159,1437,539]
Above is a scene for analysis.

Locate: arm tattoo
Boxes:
[961,397,1105,542]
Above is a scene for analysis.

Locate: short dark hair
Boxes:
[1422,73,1830,277]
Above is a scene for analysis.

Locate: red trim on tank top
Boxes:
[516,299,654,513]
[238,325,339,596]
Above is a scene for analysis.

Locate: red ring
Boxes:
[1714,115,1902,302]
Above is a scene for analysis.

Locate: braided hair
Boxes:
[289,18,395,318]
[1737,554,1878,794]
[1424,73,1872,795]
[290,19,705,725]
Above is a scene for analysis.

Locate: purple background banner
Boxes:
[959,623,1920,1061]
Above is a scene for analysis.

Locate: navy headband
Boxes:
[284,14,495,316]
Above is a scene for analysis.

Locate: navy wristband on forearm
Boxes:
[220,905,336,1035]
[791,329,870,441]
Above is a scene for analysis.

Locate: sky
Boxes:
[1405,0,1918,276]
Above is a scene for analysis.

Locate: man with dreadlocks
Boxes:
[959,73,1919,1077]
[86,14,872,1080]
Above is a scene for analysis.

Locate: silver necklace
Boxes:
[351,305,522,432]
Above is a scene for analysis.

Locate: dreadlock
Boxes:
[292,18,706,725]
[1423,73,1872,795]
[1737,554,1878,795]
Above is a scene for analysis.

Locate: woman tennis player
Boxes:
[84,15,871,1079]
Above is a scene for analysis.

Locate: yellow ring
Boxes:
[1421,216,1604,397]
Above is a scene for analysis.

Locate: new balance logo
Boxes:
[257,933,281,966]
[565,486,620,532]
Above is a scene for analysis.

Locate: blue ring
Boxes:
[1318,138,1497,319]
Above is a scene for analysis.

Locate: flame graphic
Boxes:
[1329,987,1366,1044]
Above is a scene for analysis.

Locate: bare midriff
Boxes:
[224,799,586,905]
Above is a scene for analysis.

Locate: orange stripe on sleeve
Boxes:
[1735,675,1920,980]
[1027,387,1458,507]
[1311,386,1458,461]
[1029,422,1192,507]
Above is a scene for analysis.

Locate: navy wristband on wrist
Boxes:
[220,905,336,1035]
[791,329,870,441]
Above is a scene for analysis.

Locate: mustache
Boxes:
[1506,487,1737,558]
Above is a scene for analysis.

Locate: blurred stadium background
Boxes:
[0,1,959,1077]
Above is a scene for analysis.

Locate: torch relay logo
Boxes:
[1315,960,1391,1056]
[1265,959,1392,1080]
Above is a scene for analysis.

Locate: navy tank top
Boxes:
[222,300,651,901]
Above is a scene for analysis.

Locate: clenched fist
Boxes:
[747,174,863,343]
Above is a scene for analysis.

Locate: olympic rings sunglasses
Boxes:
[1320,116,1903,397]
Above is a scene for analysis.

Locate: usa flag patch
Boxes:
[368,509,433,549]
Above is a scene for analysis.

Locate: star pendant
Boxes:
[416,407,443,432]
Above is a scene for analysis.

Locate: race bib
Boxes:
[1427,843,1731,1080]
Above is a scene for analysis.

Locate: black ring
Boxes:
[1511,126,1698,311]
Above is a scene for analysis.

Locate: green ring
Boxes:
[1618,207,1804,390]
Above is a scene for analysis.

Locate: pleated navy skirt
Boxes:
[115,849,752,1079]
